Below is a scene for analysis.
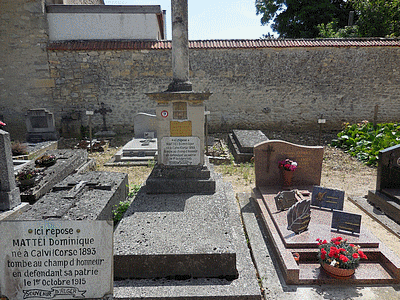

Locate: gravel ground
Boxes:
[88,131,399,255]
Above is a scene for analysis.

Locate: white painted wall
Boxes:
[48,13,161,41]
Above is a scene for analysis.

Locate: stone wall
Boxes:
[46,45,400,136]
[0,0,53,140]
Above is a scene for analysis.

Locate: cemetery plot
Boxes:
[16,171,128,221]
[26,108,58,142]
[228,129,268,163]
[0,220,113,300]
[254,186,400,285]
[19,149,88,203]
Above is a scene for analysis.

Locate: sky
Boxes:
[104,0,273,40]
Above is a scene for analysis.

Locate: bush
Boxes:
[331,121,400,166]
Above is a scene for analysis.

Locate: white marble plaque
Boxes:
[161,137,200,165]
[0,220,113,300]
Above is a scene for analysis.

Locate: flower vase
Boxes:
[321,263,355,279]
[282,170,293,188]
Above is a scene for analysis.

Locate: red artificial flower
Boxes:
[322,240,327,244]
[321,253,326,260]
[350,244,355,248]
[352,253,359,259]
[358,250,368,260]
[339,254,349,262]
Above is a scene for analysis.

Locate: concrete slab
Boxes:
[15,171,128,221]
[19,149,88,203]
[145,158,216,194]
[228,130,268,163]
[107,138,158,166]
[349,195,400,238]
[0,203,30,221]
[113,176,261,299]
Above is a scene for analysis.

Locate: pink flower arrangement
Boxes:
[278,158,298,171]
[317,237,367,269]
[0,121,5,128]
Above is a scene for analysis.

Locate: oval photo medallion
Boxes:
[397,157,400,167]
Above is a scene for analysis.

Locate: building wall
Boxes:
[0,0,53,140]
[45,46,400,136]
[48,13,161,41]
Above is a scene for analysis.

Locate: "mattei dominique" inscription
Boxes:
[0,220,113,300]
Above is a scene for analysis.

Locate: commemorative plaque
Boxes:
[160,136,200,165]
[0,220,113,300]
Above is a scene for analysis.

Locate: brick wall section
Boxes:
[0,0,53,140]
[47,45,400,136]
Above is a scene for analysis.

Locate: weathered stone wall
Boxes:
[0,0,53,140]
[46,46,400,136]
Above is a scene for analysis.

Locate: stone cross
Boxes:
[95,102,112,131]
[263,145,275,172]
[52,180,112,199]
[0,130,21,211]
[167,0,192,92]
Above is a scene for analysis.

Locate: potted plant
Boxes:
[16,168,38,186]
[278,158,297,187]
[35,154,57,167]
[316,237,368,278]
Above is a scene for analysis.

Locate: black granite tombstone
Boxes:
[368,144,400,222]
[311,186,345,210]
[331,210,362,234]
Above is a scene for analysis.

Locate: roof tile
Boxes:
[47,39,400,51]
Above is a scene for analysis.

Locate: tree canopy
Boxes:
[256,0,354,38]
[350,0,400,37]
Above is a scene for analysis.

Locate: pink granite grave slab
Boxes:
[254,140,323,188]
[259,186,380,249]
[253,187,400,285]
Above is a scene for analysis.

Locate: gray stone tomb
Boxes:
[134,112,157,138]
[16,171,128,220]
[228,129,269,163]
[111,112,158,165]
[0,129,21,211]
[25,108,58,142]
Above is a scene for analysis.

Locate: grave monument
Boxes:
[112,2,261,298]
[228,129,269,163]
[367,144,400,223]
[146,0,214,194]
[0,129,21,211]
[25,108,58,142]
[252,140,400,284]
[110,112,158,165]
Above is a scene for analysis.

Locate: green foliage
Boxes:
[112,200,131,223]
[128,184,141,198]
[318,21,359,38]
[256,0,354,38]
[113,184,141,223]
[349,0,400,37]
[331,122,400,166]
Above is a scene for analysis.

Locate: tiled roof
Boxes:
[47,38,400,51]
